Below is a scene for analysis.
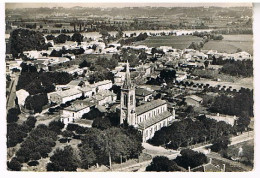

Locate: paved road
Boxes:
[6,74,19,111]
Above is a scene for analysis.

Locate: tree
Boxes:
[47,146,79,171]
[174,149,208,169]
[71,32,84,43]
[9,29,47,57]
[7,157,21,171]
[25,93,48,113]
[79,144,96,169]
[79,60,91,68]
[236,113,251,133]
[92,116,112,130]
[7,123,27,147]
[210,136,231,152]
[54,34,70,44]
[146,156,180,172]
[7,108,21,123]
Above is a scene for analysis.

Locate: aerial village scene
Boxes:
[5,3,254,172]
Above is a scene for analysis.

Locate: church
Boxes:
[120,61,175,142]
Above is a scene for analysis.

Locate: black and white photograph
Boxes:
[2,1,258,175]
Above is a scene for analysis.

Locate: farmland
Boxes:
[202,35,253,55]
[134,35,203,49]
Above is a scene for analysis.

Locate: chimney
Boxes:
[188,166,191,172]
[209,158,212,164]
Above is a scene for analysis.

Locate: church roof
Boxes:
[138,111,172,130]
[136,99,167,115]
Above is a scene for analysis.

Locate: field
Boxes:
[202,35,253,55]
[134,35,203,49]
[225,140,254,168]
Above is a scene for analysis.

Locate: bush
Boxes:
[174,149,208,169]
[7,108,21,123]
[28,160,39,166]
[146,156,180,172]
[211,136,231,152]
[7,157,22,171]
[62,130,74,138]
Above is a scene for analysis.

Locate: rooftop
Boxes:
[64,100,94,112]
[185,95,203,102]
[53,88,82,98]
[138,111,172,130]
[136,99,167,115]
[135,88,153,97]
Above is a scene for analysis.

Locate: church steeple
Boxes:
[122,61,133,89]
[120,60,136,126]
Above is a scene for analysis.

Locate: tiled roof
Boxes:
[135,88,153,97]
[54,88,82,98]
[138,111,172,130]
[64,102,90,112]
[136,99,167,115]
[185,95,203,102]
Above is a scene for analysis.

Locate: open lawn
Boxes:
[224,140,254,168]
[134,35,203,49]
[203,35,253,55]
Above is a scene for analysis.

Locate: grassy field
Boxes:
[225,140,254,168]
[134,35,203,49]
[203,35,253,55]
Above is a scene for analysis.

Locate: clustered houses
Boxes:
[7,28,253,143]
[47,80,113,105]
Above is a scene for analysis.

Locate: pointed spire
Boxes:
[123,60,132,89]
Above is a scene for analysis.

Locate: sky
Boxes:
[5,2,252,9]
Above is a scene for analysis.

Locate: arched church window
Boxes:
[130,95,133,105]
[124,94,128,106]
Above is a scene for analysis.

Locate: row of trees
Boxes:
[220,60,253,77]
[7,121,65,171]
[46,32,84,44]
[146,149,208,171]
[119,32,148,46]
[209,90,254,117]
[149,116,234,149]
[192,31,224,40]
[50,47,85,57]
[7,116,36,148]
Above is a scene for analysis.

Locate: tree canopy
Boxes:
[146,156,181,172]
[9,29,48,57]
[174,149,208,169]
[47,146,79,171]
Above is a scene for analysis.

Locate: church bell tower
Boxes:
[120,61,136,126]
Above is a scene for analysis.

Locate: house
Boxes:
[176,71,187,82]
[135,88,153,102]
[206,113,237,126]
[16,89,29,109]
[61,100,96,125]
[190,158,225,172]
[184,95,203,107]
[93,90,117,106]
[47,88,83,104]
[114,72,126,86]
[93,80,113,91]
